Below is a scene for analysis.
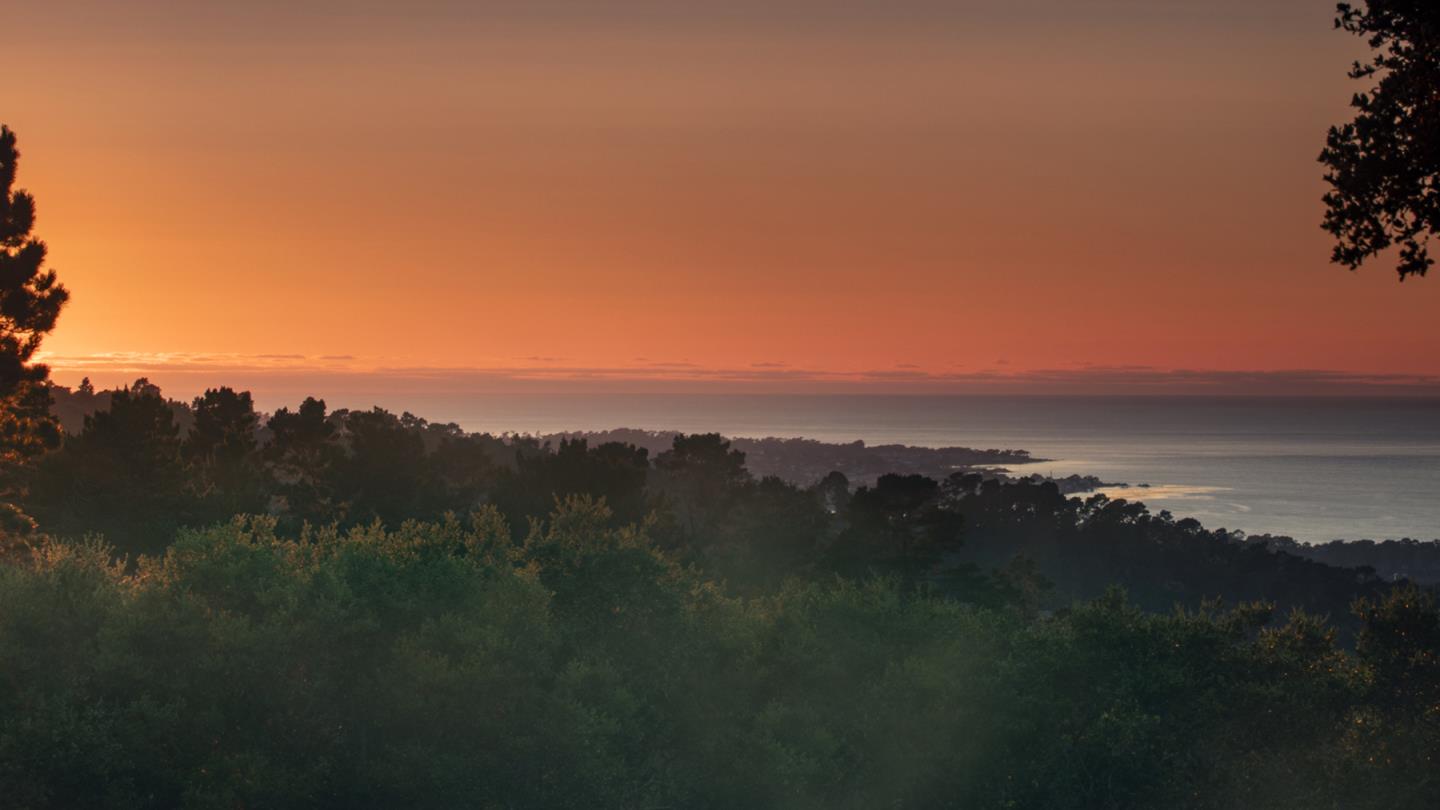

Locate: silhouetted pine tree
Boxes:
[1321,1,1440,279]
[0,126,69,541]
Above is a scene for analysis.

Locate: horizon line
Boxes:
[35,352,1440,400]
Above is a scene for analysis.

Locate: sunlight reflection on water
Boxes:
[313,393,1440,543]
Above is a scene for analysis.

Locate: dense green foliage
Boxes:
[1,503,1437,809]
[18,383,1435,807]
[10,383,1440,808]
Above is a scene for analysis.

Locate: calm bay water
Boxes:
[329,394,1440,544]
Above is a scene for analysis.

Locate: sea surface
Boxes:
[333,393,1440,544]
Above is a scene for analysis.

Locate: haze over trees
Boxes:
[3,504,1439,809]
[1320,0,1440,279]
[18,377,1419,628]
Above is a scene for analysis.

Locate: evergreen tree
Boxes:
[335,407,429,527]
[265,397,343,529]
[25,379,187,557]
[1320,1,1440,278]
[184,387,267,521]
[0,126,69,542]
[652,433,750,538]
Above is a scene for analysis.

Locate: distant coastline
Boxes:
[46,385,1440,546]
[541,428,1043,486]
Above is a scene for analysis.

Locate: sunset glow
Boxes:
[8,1,1438,400]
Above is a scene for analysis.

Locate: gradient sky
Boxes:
[8,1,1440,398]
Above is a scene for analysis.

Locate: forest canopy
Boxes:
[3,503,1437,809]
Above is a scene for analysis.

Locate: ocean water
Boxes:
[330,393,1440,544]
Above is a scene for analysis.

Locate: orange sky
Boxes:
[8,1,1440,398]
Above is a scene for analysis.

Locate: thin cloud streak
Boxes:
[37,352,1440,397]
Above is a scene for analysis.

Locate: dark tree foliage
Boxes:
[833,473,965,578]
[12,379,1440,805]
[2,509,1438,809]
[14,392,1409,627]
[0,383,60,539]
[265,397,344,530]
[493,438,651,534]
[25,379,186,558]
[704,475,832,591]
[1282,536,1440,584]
[418,420,499,516]
[0,126,67,401]
[334,408,432,527]
[1320,1,1440,278]
[651,433,751,538]
[1349,585,1440,804]
[654,432,749,488]
[27,386,514,543]
[0,126,68,540]
[184,387,266,522]
[814,469,851,513]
